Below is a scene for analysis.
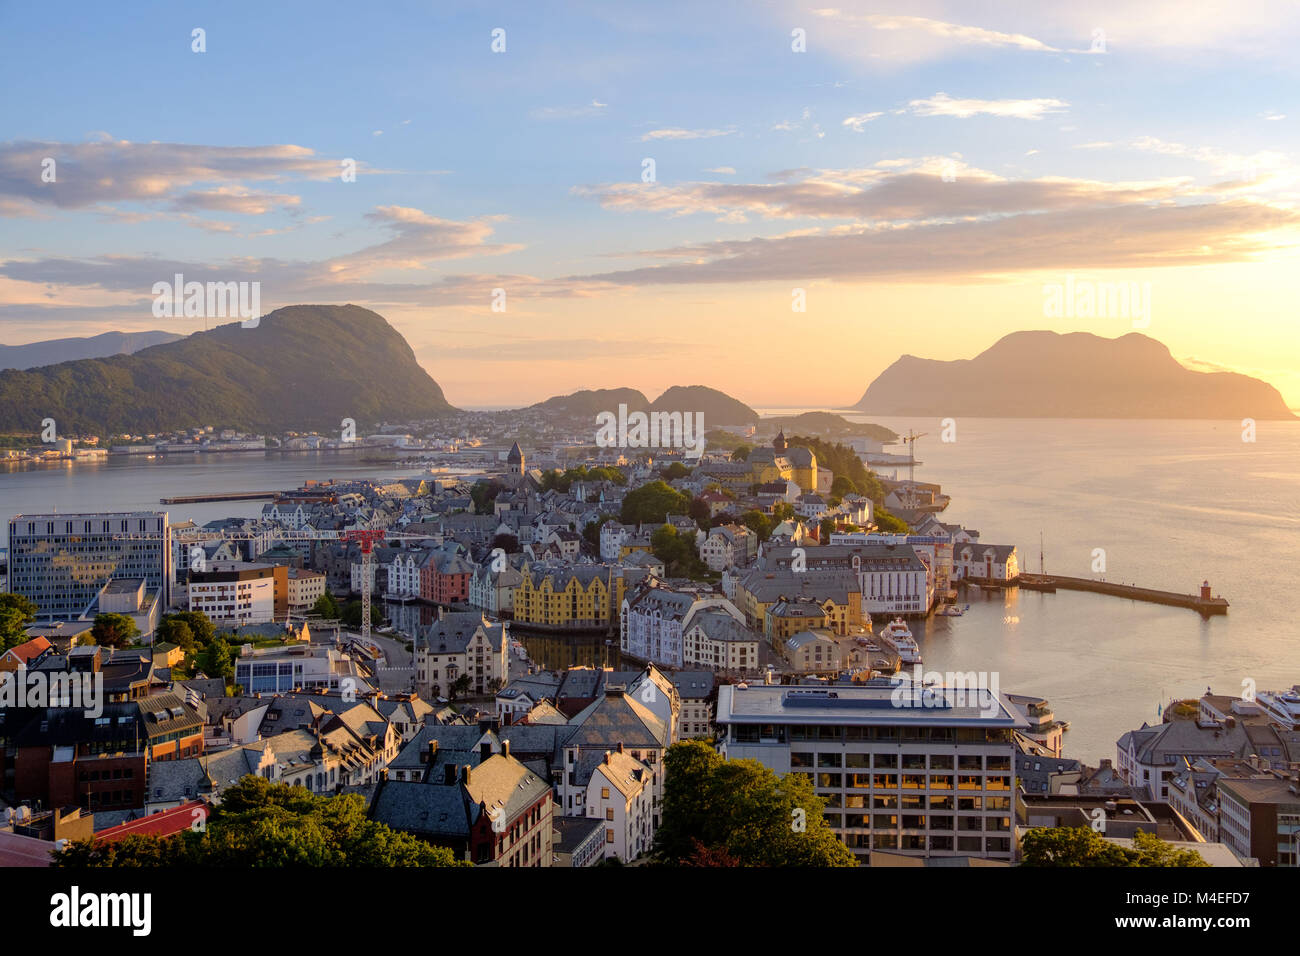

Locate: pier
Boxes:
[159,490,281,504]
[1017,573,1228,616]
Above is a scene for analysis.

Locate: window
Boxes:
[606,828,614,843]
[601,787,609,799]
[606,808,614,820]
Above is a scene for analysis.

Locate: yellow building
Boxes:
[735,568,864,635]
[512,565,644,629]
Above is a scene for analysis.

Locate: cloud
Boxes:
[842,112,884,132]
[568,199,1300,286]
[641,128,736,141]
[905,92,1067,120]
[0,139,352,215]
[835,13,1059,52]
[575,162,1185,223]
[531,100,609,120]
[705,167,736,175]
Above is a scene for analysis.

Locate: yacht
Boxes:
[878,617,922,664]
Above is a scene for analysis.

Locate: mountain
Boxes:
[651,386,759,423]
[759,411,897,443]
[531,388,650,417]
[528,385,759,423]
[851,331,1296,420]
[0,304,454,434]
[0,330,185,370]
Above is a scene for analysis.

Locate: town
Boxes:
[1,424,1295,868]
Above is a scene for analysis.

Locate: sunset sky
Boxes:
[2,0,1298,410]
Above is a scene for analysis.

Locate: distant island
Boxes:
[851,331,1297,420]
[530,385,760,423]
[0,304,455,434]
[0,330,184,370]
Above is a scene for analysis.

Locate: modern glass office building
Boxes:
[7,512,171,620]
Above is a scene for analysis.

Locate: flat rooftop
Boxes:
[717,683,1030,728]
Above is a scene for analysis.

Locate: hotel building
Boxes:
[716,681,1029,862]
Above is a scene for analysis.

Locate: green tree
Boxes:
[449,674,472,700]
[582,514,616,549]
[819,517,837,541]
[0,593,38,651]
[1019,827,1209,867]
[311,593,340,619]
[620,480,691,525]
[874,507,910,534]
[163,610,216,647]
[660,461,690,480]
[55,777,468,867]
[154,617,196,653]
[731,445,751,462]
[656,741,856,867]
[770,502,795,523]
[489,533,520,554]
[740,509,772,542]
[470,479,503,515]
[340,600,364,629]
[196,636,234,681]
[651,524,709,579]
[90,612,139,648]
[830,475,858,498]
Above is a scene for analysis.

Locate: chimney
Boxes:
[617,741,624,754]
[502,740,511,759]
[423,740,438,764]
[462,764,471,785]
[604,750,612,765]
[480,742,491,762]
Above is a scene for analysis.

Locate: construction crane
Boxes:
[340,529,388,647]
[901,429,927,510]
[111,526,438,643]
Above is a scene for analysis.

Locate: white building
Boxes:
[188,562,275,625]
[286,567,327,612]
[716,681,1028,862]
[584,745,654,862]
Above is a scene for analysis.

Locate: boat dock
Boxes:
[160,491,281,504]
[1018,573,1228,616]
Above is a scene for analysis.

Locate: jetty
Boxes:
[160,491,281,504]
[1018,573,1228,616]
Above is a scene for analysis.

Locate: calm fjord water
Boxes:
[4,418,1298,762]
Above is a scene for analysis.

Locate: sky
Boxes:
[2,0,1299,410]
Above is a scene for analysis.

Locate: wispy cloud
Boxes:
[905,92,1067,120]
[842,112,884,132]
[641,128,736,141]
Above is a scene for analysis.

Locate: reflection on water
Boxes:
[518,632,628,672]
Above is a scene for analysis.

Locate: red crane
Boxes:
[340,529,388,645]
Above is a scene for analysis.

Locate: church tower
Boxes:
[773,430,787,453]
[507,441,525,476]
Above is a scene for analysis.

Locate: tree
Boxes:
[771,502,795,523]
[655,741,857,867]
[154,617,196,653]
[651,525,709,579]
[874,507,909,534]
[163,610,216,647]
[449,674,472,700]
[489,533,519,554]
[582,515,616,549]
[340,600,364,629]
[620,480,691,525]
[90,613,139,648]
[731,445,751,462]
[1019,827,1209,867]
[660,461,690,480]
[830,475,858,499]
[470,479,503,515]
[196,636,234,681]
[311,593,340,619]
[0,593,38,651]
[55,777,469,868]
[819,517,837,541]
[740,510,772,542]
